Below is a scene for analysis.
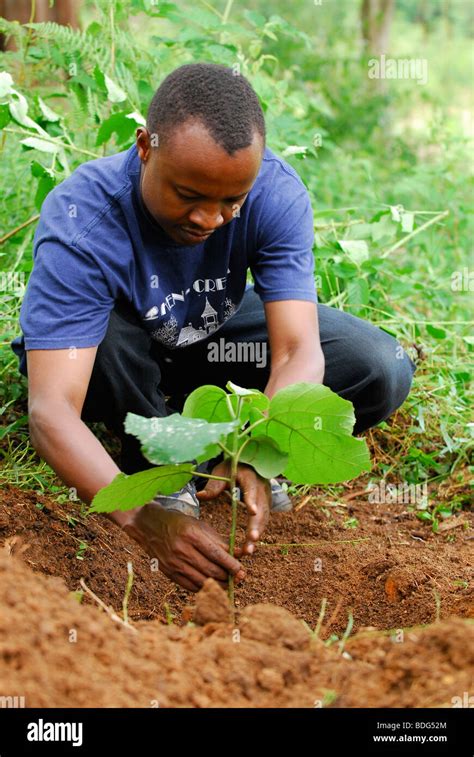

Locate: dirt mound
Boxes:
[192,577,233,625]
[239,604,310,650]
[0,552,472,708]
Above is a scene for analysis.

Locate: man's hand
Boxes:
[123,503,245,592]
[196,460,271,557]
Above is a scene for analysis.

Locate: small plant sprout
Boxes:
[302,596,328,642]
[338,612,354,657]
[75,541,88,561]
[89,381,371,603]
[343,516,359,529]
[79,571,138,634]
[122,561,134,625]
[163,603,175,625]
[69,590,84,604]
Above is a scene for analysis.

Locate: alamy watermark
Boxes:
[207,338,267,368]
[451,692,474,708]
[367,480,428,506]
[27,719,83,747]
[451,268,473,292]
[368,55,428,86]
[0,695,25,708]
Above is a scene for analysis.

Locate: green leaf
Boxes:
[282,145,308,158]
[69,81,88,111]
[271,383,357,435]
[0,71,14,100]
[252,383,371,484]
[400,211,414,232]
[93,65,106,91]
[416,511,433,522]
[262,27,278,41]
[226,382,270,416]
[249,39,262,59]
[85,21,103,36]
[437,506,453,519]
[38,97,60,122]
[30,159,49,178]
[96,111,137,146]
[183,385,235,422]
[426,324,447,339]
[137,79,155,103]
[20,136,58,153]
[183,382,269,427]
[5,86,49,134]
[144,1,180,18]
[370,214,396,242]
[390,205,403,222]
[34,173,56,209]
[88,464,195,513]
[347,278,370,311]
[338,239,369,264]
[124,412,238,466]
[126,110,146,126]
[239,436,288,479]
[248,406,267,425]
[104,74,127,103]
[0,103,10,129]
[226,381,266,400]
[9,92,44,132]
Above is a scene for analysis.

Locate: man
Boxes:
[11,63,415,593]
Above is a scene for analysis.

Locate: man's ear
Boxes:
[136,127,151,161]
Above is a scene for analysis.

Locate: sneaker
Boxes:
[152,479,292,519]
[269,479,292,512]
[150,481,200,519]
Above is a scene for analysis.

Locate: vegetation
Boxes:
[0,0,472,526]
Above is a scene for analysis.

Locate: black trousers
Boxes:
[81,286,416,483]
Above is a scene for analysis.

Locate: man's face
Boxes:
[136,119,264,245]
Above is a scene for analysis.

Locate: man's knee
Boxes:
[366,332,416,422]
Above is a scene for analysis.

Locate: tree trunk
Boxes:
[0,0,79,50]
[417,0,431,40]
[443,0,453,40]
[361,0,396,56]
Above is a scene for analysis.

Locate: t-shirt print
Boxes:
[142,269,238,347]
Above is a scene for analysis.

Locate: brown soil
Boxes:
[0,483,473,707]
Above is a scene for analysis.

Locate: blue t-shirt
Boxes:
[11,144,318,376]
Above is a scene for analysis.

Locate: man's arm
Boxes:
[26,348,244,590]
[263,299,325,399]
[27,348,134,527]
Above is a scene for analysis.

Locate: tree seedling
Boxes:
[75,540,88,561]
[89,381,371,604]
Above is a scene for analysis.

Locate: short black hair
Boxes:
[146,62,266,156]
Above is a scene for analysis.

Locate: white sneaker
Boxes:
[151,482,200,518]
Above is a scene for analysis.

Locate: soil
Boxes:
[0,483,473,707]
